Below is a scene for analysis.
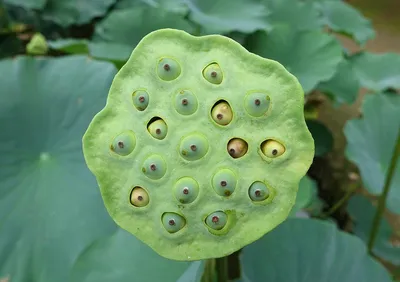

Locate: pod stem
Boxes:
[367,128,400,254]
[216,256,228,282]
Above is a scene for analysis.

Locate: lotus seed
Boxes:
[248,181,270,201]
[212,168,237,197]
[174,90,198,115]
[130,187,150,207]
[147,118,168,140]
[179,133,209,161]
[205,211,227,230]
[142,154,167,179]
[227,138,248,158]
[173,177,199,204]
[157,58,181,81]
[211,101,233,126]
[261,140,286,158]
[132,90,149,111]
[110,131,136,156]
[244,92,271,117]
[162,212,186,233]
[202,63,223,84]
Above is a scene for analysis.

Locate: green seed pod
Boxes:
[82,29,314,262]
[212,168,237,196]
[248,181,270,202]
[147,118,167,140]
[110,131,136,156]
[244,92,271,117]
[205,211,227,230]
[132,90,149,111]
[157,57,181,81]
[174,90,198,115]
[141,154,167,180]
[162,212,186,233]
[26,32,48,55]
[203,63,223,84]
[179,133,209,161]
[261,140,286,158]
[211,101,233,126]
[130,187,150,207]
[174,177,199,204]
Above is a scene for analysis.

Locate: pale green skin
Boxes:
[82,28,315,261]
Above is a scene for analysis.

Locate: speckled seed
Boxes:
[110,131,136,156]
[248,181,270,201]
[162,212,186,233]
[174,177,199,204]
[141,155,167,179]
[202,63,223,84]
[227,138,248,158]
[130,187,149,207]
[205,211,227,230]
[179,133,209,161]
[261,140,286,158]
[212,168,237,196]
[211,101,233,126]
[132,90,149,111]
[174,90,198,115]
[157,58,181,81]
[244,92,270,117]
[147,118,168,140]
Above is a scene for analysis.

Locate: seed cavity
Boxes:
[142,154,167,179]
[147,117,167,140]
[130,186,149,207]
[202,62,223,84]
[244,91,271,117]
[227,138,248,159]
[248,181,270,202]
[157,57,181,81]
[212,168,237,197]
[173,177,199,204]
[110,131,136,156]
[211,100,233,126]
[261,140,285,158]
[179,133,209,161]
[174,90,198,116]
[132,90,149,111]
[162,212,186,233]
[205,211,227,230]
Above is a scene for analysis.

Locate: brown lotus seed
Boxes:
[227,138,248,158]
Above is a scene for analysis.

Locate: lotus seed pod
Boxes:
[174,177,199,204]
[82,29,314,261]
[147,118,167,140]
[132,90,149,111]
[211,101,233,126]
[157,57,181,81]
[130,187,150,207]
[162,212,186,233]
[174,90,198,115]
[212,168,237,196]
[110,131,136,156]
[26,32,48,55]
[203,63,223,84]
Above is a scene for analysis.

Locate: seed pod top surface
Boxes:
[82,28,314,261]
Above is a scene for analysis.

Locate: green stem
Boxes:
[367,128,400,254]
[216,256,228,282]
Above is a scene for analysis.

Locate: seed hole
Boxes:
[211,100,233,126]
[227,138,248,159]
[147,117,168,140]
[130,186,149,207]
[261,139,285,158]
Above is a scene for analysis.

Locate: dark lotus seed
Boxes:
[173,177,199,204]
[183,187,189,194]
[118,141,124,148]
[111,131,136,156]
[217,113,223,120]
[211,71,217,78]
[227,138,248,158]
[169,219,175,225]
[130,187,149,207]
[190,144,197,151]
[255,99,261,106]
[156,128,161,135]
[164,64,170,71]
[212,168,237,197]
[162,212,186,233]
[272,149,278,155]
[138,96,145,103]
[182,99,188,105]
[220,180,227,187]
[150,164,156,171]
[261,140,286,158]
[212,216,219,223]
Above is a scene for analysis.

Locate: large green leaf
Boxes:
[185,0,269,34]
[0,56,118,282]
[344,93,400,214]
[315,1,375,45]
[116,0,188,14]
[348,195,400,265]
[350,52,400,92]
[4,0,45,9]
[42,0,116,26]
[290,175,318,216]
[306,120,334,156]
[245,25,342,93]
[240,218,392,282]
[93,7,194,47]
[70,229,202,282]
